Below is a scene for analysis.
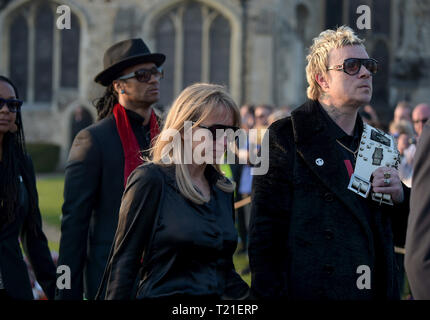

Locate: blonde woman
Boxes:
[100,83,249,299]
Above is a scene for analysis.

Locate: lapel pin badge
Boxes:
[315,158,324,166]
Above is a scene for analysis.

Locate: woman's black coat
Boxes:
[0,156,56,299]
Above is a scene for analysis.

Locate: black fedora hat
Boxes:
[94,38,166,86]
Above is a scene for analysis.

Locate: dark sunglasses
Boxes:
[117,66,164,83]
[0,98,23,113]
[327,58,378,75]
[413,118,428,125]
[197,124,240,140]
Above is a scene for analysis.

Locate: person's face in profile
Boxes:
[254,107,271,128]
[0,81,18,136]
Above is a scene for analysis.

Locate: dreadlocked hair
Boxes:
[93,84,119,120]
[0,76,39,233]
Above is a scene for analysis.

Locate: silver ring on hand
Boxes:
[383,178,390,185]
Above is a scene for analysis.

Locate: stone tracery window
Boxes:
[154,1,232,108]
[6,1,80,106]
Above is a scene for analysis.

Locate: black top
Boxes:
[0,156,56,299]
[103,163,249,299]
[317,104,362,168]
[125,109,151,155]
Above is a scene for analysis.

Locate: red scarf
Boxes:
[113,103,160,186]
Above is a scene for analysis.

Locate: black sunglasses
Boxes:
[327,58,378,75]
[0,98,23,113]
[117,66,163,83]
[197,124,240,140]
[413,118,428,125]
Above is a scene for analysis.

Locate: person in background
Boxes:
[0,75,56,300]
[254,104,274,129]
[399,103,430,188]
[393,101,412,124]
[268,106,291,125]
[360,104,382,129]
[390,120,415,184]
[70,106,93,147]
[234,104,255,256]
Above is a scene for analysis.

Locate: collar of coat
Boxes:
[290,99,363,145]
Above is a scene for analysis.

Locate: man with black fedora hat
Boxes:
[56,38,165,300]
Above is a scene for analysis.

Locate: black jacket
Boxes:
[102,163,249,299]
[56,110,159,300]
[0,156,56,299]
[57,115,125,300]
[249,100,410,300]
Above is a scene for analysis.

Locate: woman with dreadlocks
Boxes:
[0,75,56,300]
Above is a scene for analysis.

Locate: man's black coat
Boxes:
[249,100,409,300]
[56,115,126,300]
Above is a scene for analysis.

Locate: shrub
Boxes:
[26,143,61,173]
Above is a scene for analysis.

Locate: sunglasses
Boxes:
[413,118,428,125]
[327,58,378,75]
[117,66,164,83]
[0,98,23,113]
[197,124,240,140]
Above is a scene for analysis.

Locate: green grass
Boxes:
[48,240,60,253]
[233,251,251,286]
[37,174,64,229]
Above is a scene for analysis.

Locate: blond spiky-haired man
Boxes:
[249,26,410,300]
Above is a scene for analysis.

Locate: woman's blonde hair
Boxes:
[306,25,365,100]
[150,83,240,204]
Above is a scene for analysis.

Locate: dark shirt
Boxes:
[125,109,151,156]
[317,103,362,169]
[103,163,249,299]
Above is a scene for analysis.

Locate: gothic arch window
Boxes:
[6,1,81,106]
[371,40,390,117]
[183,2,202,88]
[324,0,344,30]
[209,14,230,86]
[155,14,176,108]
[9,13,29,101]
[34,3,54,102]
[154,1,232,108]
[296,4,310,104]
[61,12,80,88]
